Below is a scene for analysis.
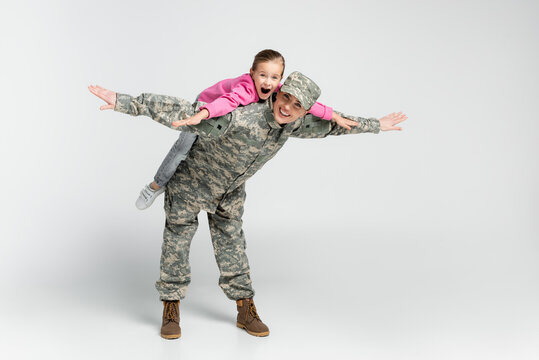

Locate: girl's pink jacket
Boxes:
[198,73,333,120]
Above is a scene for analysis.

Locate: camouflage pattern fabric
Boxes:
[280,71,321,110]
[115,89,380,301]
[156,182,252,300]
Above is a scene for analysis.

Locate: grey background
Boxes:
[1,0,538,359]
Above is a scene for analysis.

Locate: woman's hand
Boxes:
[379,112,407,131]
[332,112,359,130]
[88,85,117,110]
[172,109,210,127]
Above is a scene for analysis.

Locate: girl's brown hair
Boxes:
[251,49,285,76]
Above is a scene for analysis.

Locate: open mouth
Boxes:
[279,108,290,117]
[261,88,271,94]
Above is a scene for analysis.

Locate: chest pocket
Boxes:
[192,117,231,138]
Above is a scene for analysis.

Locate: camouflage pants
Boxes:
[155,183,254,301]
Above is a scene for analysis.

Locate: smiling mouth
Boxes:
[279,108,290,117]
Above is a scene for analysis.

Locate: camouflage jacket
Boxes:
[115,93,380,213]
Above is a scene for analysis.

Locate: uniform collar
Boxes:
[264,95,283,129]
[264,108,283,129]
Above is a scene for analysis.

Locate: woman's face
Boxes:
[272,91,307,125]
[250,61,283,100]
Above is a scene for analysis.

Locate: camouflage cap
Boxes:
[280,71,321,110]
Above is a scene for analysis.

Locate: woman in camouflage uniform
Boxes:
[89,72,406,339]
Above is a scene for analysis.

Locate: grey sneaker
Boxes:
[136,184,165,210]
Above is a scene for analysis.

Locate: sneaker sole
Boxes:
[236,322,269,337]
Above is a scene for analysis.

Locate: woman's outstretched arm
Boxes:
[88,85,232,138]
[89,85,195,130]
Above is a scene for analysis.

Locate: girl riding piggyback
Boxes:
[136,49,357,209]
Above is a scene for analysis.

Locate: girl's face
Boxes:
[250,60,283,100]
[273,91,307,125]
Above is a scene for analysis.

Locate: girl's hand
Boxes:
[88,85,117,110]
[172,109,210,127]
[379,112,407,131]
[332,112,359,130]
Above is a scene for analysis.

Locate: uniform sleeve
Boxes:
[290,110,380,139]
[114,93,232,138]
[308,101,333,121]
[199,82,258,119]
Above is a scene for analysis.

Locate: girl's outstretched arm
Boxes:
[330,112,360,130]
[308,97,362,130]
[172,109,209,127]
[172,78,258,128]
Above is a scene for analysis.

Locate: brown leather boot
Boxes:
[236,298,269,337]
[161,300,181,339]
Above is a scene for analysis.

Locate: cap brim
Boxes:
[280,85,309,110]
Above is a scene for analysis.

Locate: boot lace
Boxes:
[248,302,261,321]
[164,301,179,323]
